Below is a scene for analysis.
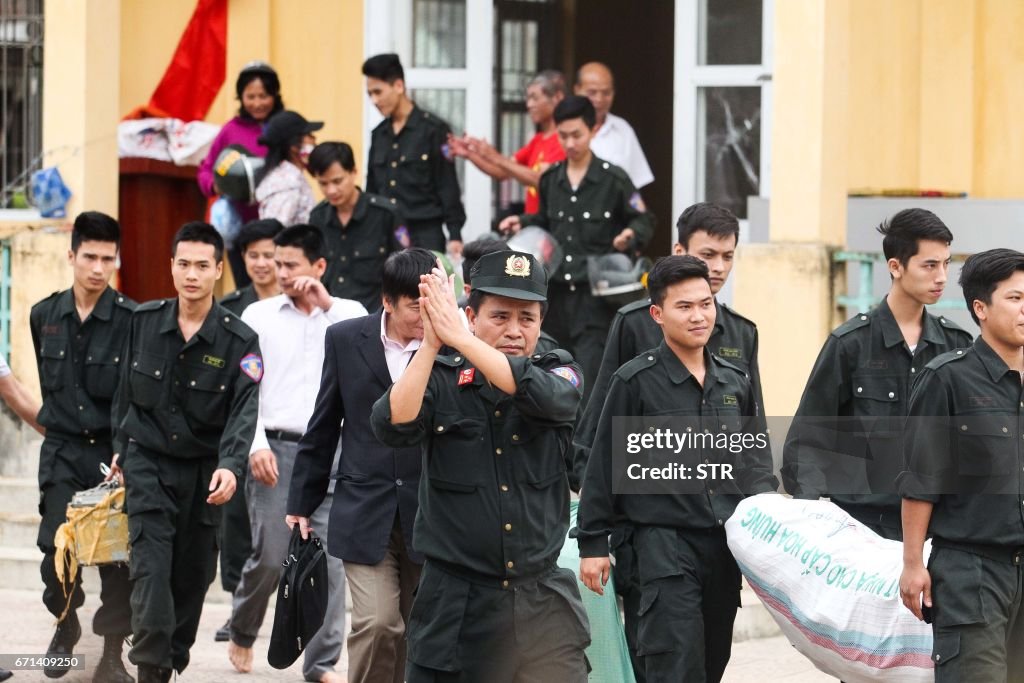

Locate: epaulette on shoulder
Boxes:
[719,301,756,329]
[113,292,137,311]
[135,298,168,313]
[531,348,574,365]
[616,350,659,382]
[435,352,467,368]
[218,310,256,341]
[31,290,61,312]
[598,159,631,184]
[619,298,652,316]
[832,312,872,338]
[935,313,970,335]
[220,290,243,303]
[366,193,399,213]
[927,347,970,371]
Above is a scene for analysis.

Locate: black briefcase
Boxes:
[268,526,329,669]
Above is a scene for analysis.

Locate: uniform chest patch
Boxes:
[718,347,742,359]
[549,366,581,388]
[865,360,888,370]
[203,355,225,368]
[240,354,263,382]
[457,368,475,386]
[968,396,996,408]
[723,394,738,407]
[43,325,60,335]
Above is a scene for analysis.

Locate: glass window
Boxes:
[413,0,467,69]
[697,86,761,219]
[698,0,763,66]
[0,0,44,209]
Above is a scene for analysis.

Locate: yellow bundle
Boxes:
[53,483,129,590]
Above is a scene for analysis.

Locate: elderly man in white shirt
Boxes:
[575,61,654,189]
[227,224,366,683]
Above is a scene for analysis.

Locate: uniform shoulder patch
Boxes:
[832,312,872,338]
[239,353,263,382]
[617,350,659,381]
[549,366,581,388]
[628,191,647,213]
[393,224,411,248]
[135,298,168,312]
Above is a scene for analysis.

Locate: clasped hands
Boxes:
[419,261,470,352]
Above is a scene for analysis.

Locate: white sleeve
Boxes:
[0,353,10,378]
[326,298,368,323]
[250,407,270,455]
[622,124,654,189]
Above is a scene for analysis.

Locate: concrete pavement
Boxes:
[0,586,835,683]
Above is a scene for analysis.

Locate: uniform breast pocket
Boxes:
[83,345,123,399]
[401,156,432,189]
[427,412,485,487]
[350,248,387,284]
[580,217,616,253]
[954,415,1016,481]
[506,419,569,484]
[38,336,68,390]
[183,369,230,425]
[851,375,901,417]
[129,353,166,409]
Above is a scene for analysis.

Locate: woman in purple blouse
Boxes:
[198,61,284,286]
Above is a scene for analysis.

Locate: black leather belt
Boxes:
[265,429,303,443]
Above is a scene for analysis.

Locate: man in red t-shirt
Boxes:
[448,70,565,214]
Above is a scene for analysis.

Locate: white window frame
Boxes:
[672,0,774,238]
[364,0,494,242]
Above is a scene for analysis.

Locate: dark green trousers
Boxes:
[123,445,219,673]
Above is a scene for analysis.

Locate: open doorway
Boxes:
[493,0,675,257]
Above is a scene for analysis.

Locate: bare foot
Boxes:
[228,641,253,673]
[319,672,347,683]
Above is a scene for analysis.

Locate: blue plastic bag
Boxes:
[31,167,72,218]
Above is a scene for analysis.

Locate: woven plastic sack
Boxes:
[725,494,933,682]
[558,500,637,683]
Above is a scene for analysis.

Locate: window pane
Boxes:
[697,86,761,219]
[409,88,467,187]
[413,0,467,69]
[699,0,763,66]
[499,20,537,103]
[0,0,45,209]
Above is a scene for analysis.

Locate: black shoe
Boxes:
[0,668,12,681]
[93,636,134,683]
[214,618,230,642]
[44,613,81,678]
[135,664,171,683]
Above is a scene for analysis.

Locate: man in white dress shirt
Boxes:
[575,61,654,189]
[227,224,366,682]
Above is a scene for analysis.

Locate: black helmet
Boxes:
[212,144,265,203]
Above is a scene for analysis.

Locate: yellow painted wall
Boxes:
[119,0,366,167]
[846,0,1024,198]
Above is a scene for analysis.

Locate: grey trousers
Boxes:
[229,438,347,681]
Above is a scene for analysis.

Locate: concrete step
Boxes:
[0,510,41,547]
[0,476,39,514]
[733,579,782,642]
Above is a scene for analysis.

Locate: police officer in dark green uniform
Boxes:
[577,255,778,683]
[499,95,653,401]
[363,53,466,255]
[782,209,972,540]
[899,248,1024,681]
[213,217,282,642]
[371,250,590,682]
[308,141,406,311]
[109,222,261,683]
[460,236,561,355]
[30,212,135,682]
[571,201,760,681]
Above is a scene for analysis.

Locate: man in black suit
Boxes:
[287,248,435,683]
